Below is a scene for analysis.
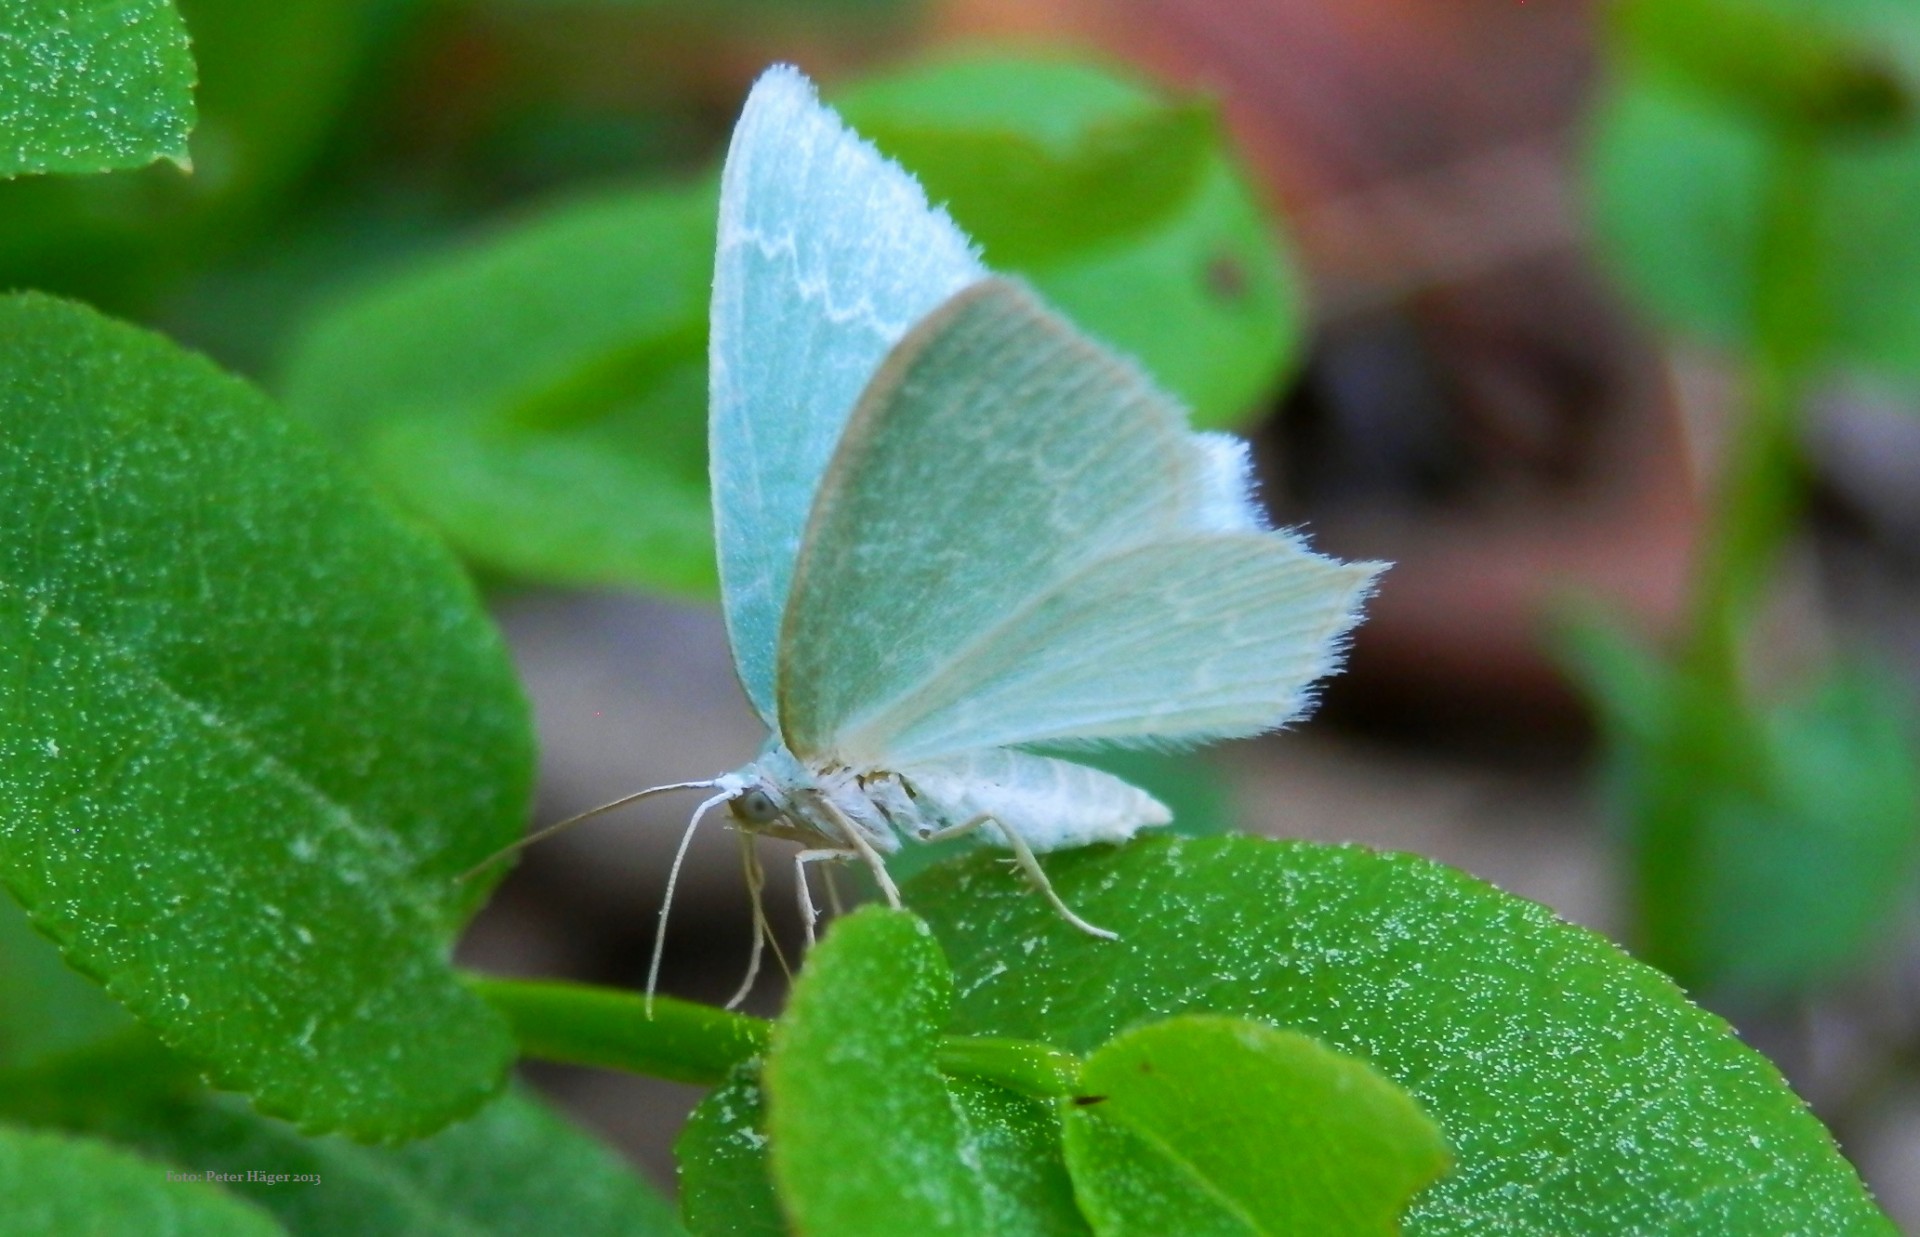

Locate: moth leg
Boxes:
[726,832,771,1010]
[915,813,994,844]
[821,862,847,919]
[809,793,903,911]
[953,814,1119,941]
[794,848,854,947]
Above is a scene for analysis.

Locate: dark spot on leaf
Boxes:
[1072,1094,1108,1106]
[1205,254,1249,304]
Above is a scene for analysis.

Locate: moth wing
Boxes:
[873,534,1376,764]
[776,277,1381,765]
[710,65,984,724]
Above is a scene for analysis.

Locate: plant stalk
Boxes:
[1636,129,1824,977]
[468,975,1083,1099]
[1681,130,1822,700]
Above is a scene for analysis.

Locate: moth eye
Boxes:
[734,788,780,824]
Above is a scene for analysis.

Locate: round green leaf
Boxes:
[907,835,1892,1233]
[764,906,1089,1237]
[0,0,196,178]
[1587,0,1920,384]
[0,1123,285,1236]
[1064,1015,1447,1236]
[0,294,532,1138]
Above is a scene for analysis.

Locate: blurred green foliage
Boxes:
[1583,0,1920,1003]
[287,183,719,594]
[1564,622,1920,994]
[839,55,1302,421]
[0,0,410,309]
[1609,0,1911,134]
[1589,0,1920,384]
[0,1125,284,1236]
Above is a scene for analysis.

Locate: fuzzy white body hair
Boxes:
[730,742,1170,856]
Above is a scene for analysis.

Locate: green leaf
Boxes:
[678,1063,1083,1237]
[94,1086,684,1237]
[1064,1015,1447,1236]
[1587,0,1920,384]
[283,182,719,596]
[947,1078,1088,1237]
[0,1122,286,1236]
[675,1064,787,1237]
[0,0,196,178]
[0,293,532,1138]
[840,53,1303,429]
[764,906,1089,1236]
[1565,623,1920,995]
[908,835,1893,1233]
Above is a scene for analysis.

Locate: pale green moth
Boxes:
[555,66,1382,1006]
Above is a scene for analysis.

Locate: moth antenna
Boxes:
[646,789,732,1018]
[455,779,721,884]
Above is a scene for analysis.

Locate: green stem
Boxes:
[466,976,769,1086]
[467,975,1083,1099]
[1638,130,1823,977]
[934,1036,1082,1099]
[1680,130,1822,699]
